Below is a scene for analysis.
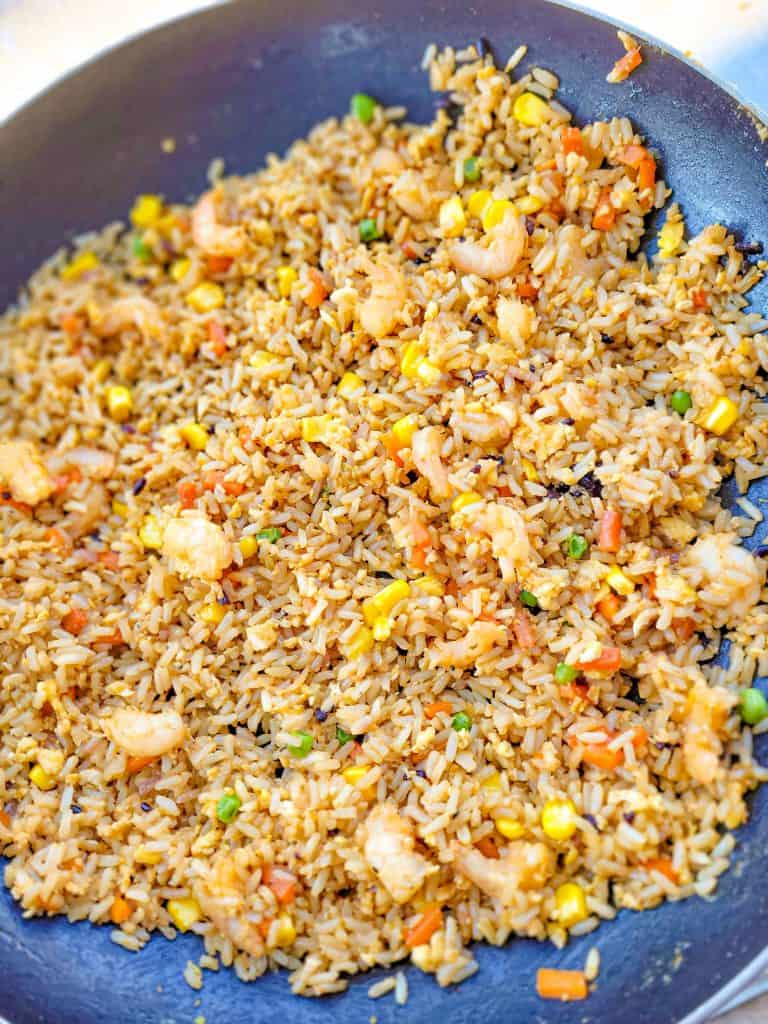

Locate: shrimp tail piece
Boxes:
[363,803,437,903]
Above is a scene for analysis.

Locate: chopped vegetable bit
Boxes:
[338,371,365,396]
[29,764,55,790]
[130,194,164,229]
[701,395,739,435]
[512,92,550,126]
[105,385,134,423]
[216,792,241,824]
[363,579,411,626]
[536,967,588,1001]
[391,413,419,447]
[276,265,297,297]
[451,491,483,514]
[170,258,191,282]
[576,646,621,674]
[343,765,369,787]
[494,817,525,839]
[598,508,622,553]
[554,663,577,685]
[239,535,259,559]
[606,47,643,84]
[740,687,768,725]
[200,603,226,626]
[658,216,685,259]
[336,725,354,745]
[670,390,692,415]
[179,421,209,451]
[61,251,99,281]
[139,515,164,550]
[166,897,201,932]
[439,196,467,238]
[256,527,283,543]
[451,711,472,732]
[463,156,480,182]
[404,904,443,948]
[186,282,225,313]
[413,575,445,597]
[287,731,314,758]
[110,897,133,925]
[481,198,517,232]
[132,235,152,262]
[345,625,375,659]
[554,882,588,927]
[263,865,298,905]
[467,189,493,218]
[541,797,578,841]
[519,589,539,610]
[605,567,634,596]
[350,92,377,123]
[566,534,588,559]
[359,218,381,243]
[517,194,545,215]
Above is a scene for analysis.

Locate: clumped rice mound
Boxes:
[2,43,768,999]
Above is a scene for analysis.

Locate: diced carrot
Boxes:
[201,470,245,496]
[0,495,31,514]
[98,550,120,571]
[177,480,199,509]
[592,188,616,231]
[691,288,710,310]
[582,744,624,771]
[382,433,404,467]
[0,809,10,829]
[53,468,83,494]
[475,836,500,859]
[672,617,696,642]
[513,612,536,650]
[410,546,428,571]
[125,755,155,774]
[409,516,432,549]
[262,865,298,905]
[517,280,539,301]
[305,267,328,309]
[110,897,133,925]
[60,313,84,338]
[561,126,584,156]
[617,144,648,169]
[94,628,125,647]
[207,319,228,358]
[207,255,233,275]
[496,484,512,498]
[596,593,622,622]
[536,968,588,1001]
[641,857,679,884]
[637,156,656,194]
[576,646,622,674]
[546,197,566,222]
[565,681,592,703]
[404,904,443,948]
[598,508,622,553]
[444,579,459,599]
[61,608,88,636]
[630,726,648,751]
[46,527,73,554]
[401,239,418,259]
[424,700,453,719]
[608,48,642,83]
[257,918,273,939]
[644,574,657,599]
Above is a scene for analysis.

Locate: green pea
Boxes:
[359,218,381,243]
[451,711,472,732]
[216,792,241,824]
[336,725,353,745]
[256,527,283,543]
[519,589,539,610]
[287,731,314,758]
[670,390,692,415]
[554,663,578,684]
[567,534,589,559]
[463,156,480,182]
[132,235,151,262]
[350,92,377,124]
[739,687,768,725]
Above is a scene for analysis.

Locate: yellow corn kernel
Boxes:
[179,421,209,451]
[155,212,178,236]
[495,817,525,840]
[658,218,685,259]
[345,624,375,659]
[517,194,545,215]
[412,575,445,597]
[186,281,225,313]
[424,300,439,322]
[512,92,550,127]
[451,492,483,514]
[170,258,192,282]
[274,912,296,947]
[481,199,517,232]
[343,765,368,787]
[61,251,99,281]
[372,616,393,642]
[541,797,578,841]
[111,500,129,518]
[29,764,55,790]
[391,414,419,447]
[166,897,201,931]
[134,846,163,865]
[481,771,502,791]
[130,194,164,229]
[139,515,163,550]
[605,567,635,596]
[92,358,112,384]
[554,882,588,928]
[249,350,281,369]
[701,396,739,435]
[467,190,493,218]
[362,580,411,626]
[416,359,442,385]
[105,385,134,423]
[521,458,539,482]
[301,415,338,443]
[338,371,365,397]
[400,341,426,378]
[439,196,467,238]
[276,265,298,297]
[199,603,226,625]
[239,536,259,559]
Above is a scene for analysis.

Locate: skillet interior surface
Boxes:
[1,2,767,1022]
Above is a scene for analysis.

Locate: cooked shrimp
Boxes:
[449,409,511,446]
[191,188,246,258]
[103,708,185,758]
[195,853,266,958]
[162,516,232,580]
[411,426,451,501]
[370,147,405,176]
[0,440,53,505]
[47,446,116,480]
[391,170,436,221]
[473,502,531,582]
[363,803,437,904]
[450,209,527,280]
[359,262,407,340]
[683,680,735,785]
[434,620,507,669]
[94,296,163,340]
[496,296,536,349]
[686,534,763,625]
[454,840,555,904]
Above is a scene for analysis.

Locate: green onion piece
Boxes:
[132,235,151,262]
[359,218,381,243]
[350,92,377,124]
[287,731,314,758]
[669,390,692,415]
[256,527,283,543]
[739,687,768,725]
[336,725,353,745]
[567,534,589,560]
[519,589,539,610]
[554,663,578,685]
[216,792,241,824]
[463,156,480,182]
[451,711,472,732]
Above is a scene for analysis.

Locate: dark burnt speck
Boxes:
[406,470,419,484]
[122,424,136,434]
[132,476,147,496]
[435,94,462,123]
[600,332,614,344]
[373,570,394,580]
[578,471,603,497]
[623,812,636,824]
[472,369,489,381]
[415,768,427,779]
[476,36,492,59]
[561,417,575,426]
[470,314,483,326]
[413,246,436,266]
[314,708,329,723]
[583,813,600,831]
[755,544,768,558]
[524,216,536,236]
[547,482,571,499]
[735,240,764,255]
[140,801,152,812]
[70,804,82,814]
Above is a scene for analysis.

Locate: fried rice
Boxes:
[2,41,768,999]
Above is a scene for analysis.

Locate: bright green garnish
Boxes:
[256,527,283,543]
[463,156,480,182]
[336,725,354,745]
[359,218,381,243]
[287,731,314,757]
[670,390,692,415]
[216,792,241,824]
[554,663,578,685]
[350,92,377,123]
[519,589,539,610]
[740,687,768,725]
[567,534,589,560]
[451,711,472,732]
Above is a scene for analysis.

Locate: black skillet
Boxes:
[1,2,768,1022]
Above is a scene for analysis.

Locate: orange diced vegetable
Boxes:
[61,313,84,338]
[262,865,298,905]
[95,628,125,647]
[672,617,696,642]
[630,726,648,751]
[561,126,585,156]
[177,480,199,509]
[46,527,72,554]
[257,918,273,939]
[404,904,443,948]
[598,508,622,552]
[565,681,592,703]
[576,646,622,674]
[608,48,642,83]
[207,319,228,358]
[513,612,536,650]
[475,836,500,859]
[496,483,512,498]
[536,967,588,1001]
[305,267,328,309]
[596,593,622,622]
[126,755,155,774]
[691,288,709,310]
[207,255,233,275]
[424,700,453,719]
[401,239,418,260]
[637,157,656,194]
[641,857,679,884]
[617,144,649,169]
[61,608,88,636]
[53,468,83,494]
[409,516,432,549]
[201,469,245,496]
[517,279,539,300]
[382,433,404,466]
[0,809,11,829]
[581,743,624,771]
[110,897,133,925]
[410,546,428,570]
[592,188,616,231]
